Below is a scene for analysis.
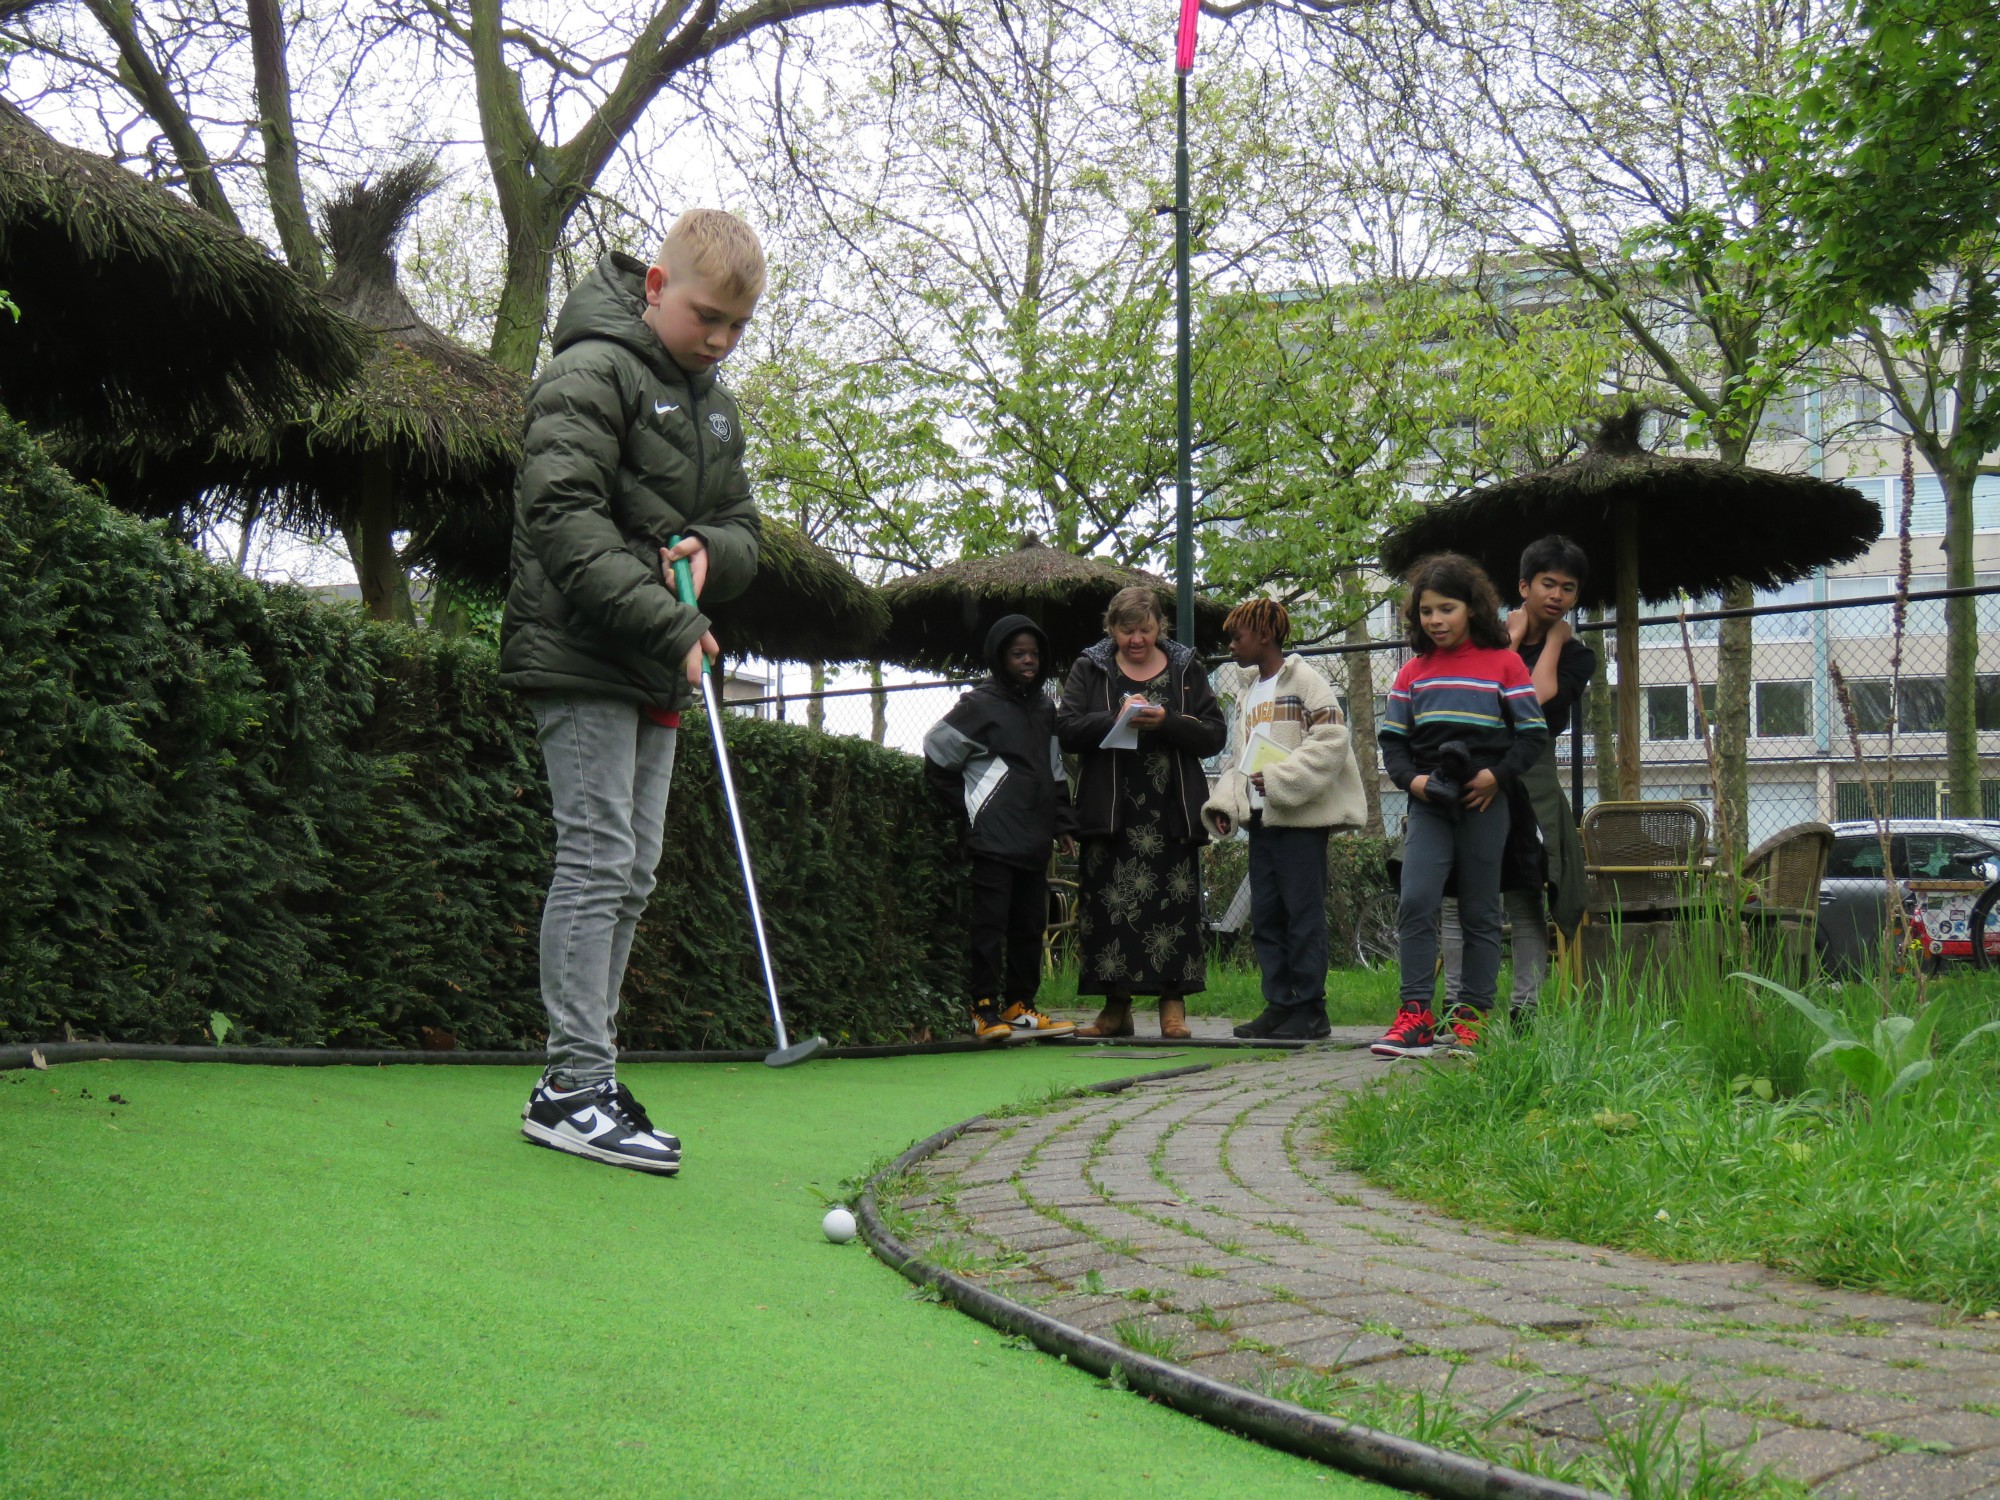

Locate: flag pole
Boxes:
[1172,12,1195,647]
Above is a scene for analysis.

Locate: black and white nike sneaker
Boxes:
[521,1076,681,1176]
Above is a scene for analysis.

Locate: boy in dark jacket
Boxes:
[924,615,1079,1042]
[499,210,764,1175]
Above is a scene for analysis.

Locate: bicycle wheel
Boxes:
[1355,888,1401,969]
[1969,880,2000,971]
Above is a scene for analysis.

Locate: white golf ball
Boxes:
[822,1206,858,1244]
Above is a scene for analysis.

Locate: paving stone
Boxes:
[1861,1408,2000,1456]
[1794,1392,1941,1433]
[1284,1332,1408,1370]
[1821,1452,2000,1500]
[1182,1350,1287,1385]
[1739,1425,1882,1484]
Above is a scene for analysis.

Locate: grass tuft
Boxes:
[1328,965,2000,1310]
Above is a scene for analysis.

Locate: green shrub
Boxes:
[0,415,966,1049]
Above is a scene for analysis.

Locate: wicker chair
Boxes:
[1580,800,1712,917]
[1042,846,1081,976]
[1737,821,1835,976]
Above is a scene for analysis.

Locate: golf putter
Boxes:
[670,538,826,1068]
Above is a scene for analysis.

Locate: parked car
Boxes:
[1818,819,2000,972]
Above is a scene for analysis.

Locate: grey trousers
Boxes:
[1396,796,1509,1011]
[1440,890,1549,1015]
[532,694,678,1087]
[1248,823,1331,1012]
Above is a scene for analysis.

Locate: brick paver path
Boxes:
[891,1049,2000,1497]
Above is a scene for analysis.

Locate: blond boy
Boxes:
[500,210,765,1174]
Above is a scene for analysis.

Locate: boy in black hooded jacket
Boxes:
[924,615,1080,1042]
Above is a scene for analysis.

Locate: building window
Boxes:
[1900,678,1947,733]
[1841,677,1947,734]
[1978,676,2000,732]
[1755,681,1812,738]
[1646,685,1689,740]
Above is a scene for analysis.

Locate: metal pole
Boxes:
[1174,72,1194,646]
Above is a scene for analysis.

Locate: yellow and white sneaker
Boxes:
[968,1001,1012,1043]
[1000,1003,1077,1040]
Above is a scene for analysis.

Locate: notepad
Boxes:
[1100,697,1149,750]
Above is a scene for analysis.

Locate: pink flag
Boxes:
[1175,0,1199,73]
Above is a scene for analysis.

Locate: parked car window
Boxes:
[1903,834,1999,881]
[1828,837,1885,878]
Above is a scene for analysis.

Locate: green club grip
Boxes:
[668,534,698,607]
[668,534,712,667]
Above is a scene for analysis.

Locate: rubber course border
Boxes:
[854,1068,1613,1500]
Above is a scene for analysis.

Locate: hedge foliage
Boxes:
[0,416,968,1048]
[1202,830,1398,966]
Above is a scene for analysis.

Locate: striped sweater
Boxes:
[1379,642,1547,790]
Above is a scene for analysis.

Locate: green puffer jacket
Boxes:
[499,252,760,711]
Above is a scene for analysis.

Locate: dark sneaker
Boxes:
[1233,1008,1285,1039]
[968,1001,1012,1043]
[1370,1004,1436,1058]
[1000,1002,1077,1039]
[1440,1005,1482,1055]
[522,1077,681,1175]
[1269,1009,1332,1041]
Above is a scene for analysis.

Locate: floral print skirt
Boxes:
[1075,751,1207,997]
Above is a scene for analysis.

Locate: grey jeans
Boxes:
[1396,795,1509,1011]
[1440,889,1548,1015]
[532,694,678,1087]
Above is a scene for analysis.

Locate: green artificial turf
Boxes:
[0,1050,1380,1499]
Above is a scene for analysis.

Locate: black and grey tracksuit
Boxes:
[923,615,1075,1004]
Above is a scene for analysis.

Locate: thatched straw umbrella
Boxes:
[0,99,364,434]
[703,519,887,664]
[1377,408,1881,797]
[877,533,1229,673]
[61,162,525,621]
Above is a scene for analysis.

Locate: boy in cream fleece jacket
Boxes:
[1202,600,1366,1040]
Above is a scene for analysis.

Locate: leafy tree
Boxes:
[1741,0,2000,814]
[1318,0,1829,846]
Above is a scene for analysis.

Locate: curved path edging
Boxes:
[855,1064,1612,1500]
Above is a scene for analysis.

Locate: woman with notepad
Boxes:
[1057,586,1228,1038]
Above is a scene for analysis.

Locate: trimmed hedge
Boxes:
[0,416,967,1048]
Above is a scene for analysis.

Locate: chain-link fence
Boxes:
[726,583,2000,852]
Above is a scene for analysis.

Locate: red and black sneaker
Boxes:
[1440,1004,1482,1055]
[1370,1003,1436,1058]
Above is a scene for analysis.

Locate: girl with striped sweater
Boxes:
[1373,554,1546,1058]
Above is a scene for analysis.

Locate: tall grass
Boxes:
[1329,958,2000,1311]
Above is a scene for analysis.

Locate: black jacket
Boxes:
[923,615,1075,868]
[499,253,760,710]
[1058,635,1227,845]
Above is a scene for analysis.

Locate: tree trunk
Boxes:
[1614,503,1642,801]
[1343,614,1384,836]
[1944,468,1980,816]
[1587,606,1619,805]
[351,458,415,625]
[1714,581,1754,859]
[869,660,887,745]
[246,0,322,284]
[808,659,826,734]
[488,215,560,377]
